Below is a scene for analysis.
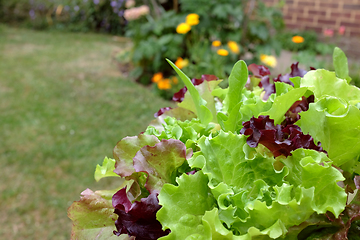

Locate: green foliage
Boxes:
[1,0,127,34]
[126,0,284,89]
[68,47,360,239]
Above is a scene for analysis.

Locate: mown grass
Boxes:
[0,25,172,239]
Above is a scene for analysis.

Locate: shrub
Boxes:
[0,0,127,34]
[125,0,284,91]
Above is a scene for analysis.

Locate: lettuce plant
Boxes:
[68,47,360,239]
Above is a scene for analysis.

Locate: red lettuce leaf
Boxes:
[112,188,170,240]
[154,107,172,118]
[248,63,271,77]
[172,74,218,102]
[132,139,189,193]
[240,115,323,157]
[283,95,314,125]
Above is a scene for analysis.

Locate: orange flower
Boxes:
[291,35,304,44]
[176,23,191,34]
[175,57,189,69]
[186,13,200,26]
[212,40,221,47]
[227,41,240,54]
[157,79,171,90]
[217,49,229,56]
[152,72,163,83]
[171,76,179,84]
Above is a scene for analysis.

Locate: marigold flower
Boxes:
[186,13,200,26]
[157,79,171,90]
[227,41,240,54]
[291,35,304,44]
[217,49,229,56]
[152,72,163,83]
[172,76,178,84]
[175,57,189,69]
[260,54,277,68]
[212,40,221,47]
[176,23,191,34]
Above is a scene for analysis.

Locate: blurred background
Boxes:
[0,0,359,239]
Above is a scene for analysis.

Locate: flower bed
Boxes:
[68,47,360,239]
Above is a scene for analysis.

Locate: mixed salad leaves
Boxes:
[68,47,360,240]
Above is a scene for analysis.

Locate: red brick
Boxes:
[318,19,337,25]
[343,4,360,10]
[331,12,352,18]
[308,10,327,16]
[297,1,316,7]
[304,26,323,33]
[340,21,360,28]
[297,16,315,22]
[319,3,339,8]
[286,23,301,29]
[349,30,360,37]
[288,7,305,13]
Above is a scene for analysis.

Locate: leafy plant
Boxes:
[68,47,360,239]
[124,0,284,88]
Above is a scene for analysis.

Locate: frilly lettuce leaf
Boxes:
[297,96,360,166]
[113,134,160,177]
[260,87,308,125]
[68,188,130,240]
[157,171,216,240]
[132,139,189,193]
[185,132,347,239]
[94,157,120,182]
[300,69,360,105]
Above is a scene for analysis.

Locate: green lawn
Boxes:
[0,25,172,239]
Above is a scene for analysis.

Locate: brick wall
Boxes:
[264,0,360,37]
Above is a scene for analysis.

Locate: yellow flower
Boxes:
[152,72,163,83]
[176,23,191,34]
[260,54,277,68]
[291,35,304,44]
[175,57,189,69]
[212,40,221,47]
[217,49,229,56]
[227,41,240,54]
[171,76,178,84]
[157,79,171,90]
[186,13,200,26]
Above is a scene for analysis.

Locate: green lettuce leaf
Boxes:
[167,59,213,125]
[157,171,216,239]
[300,69,360,105]
[260,87,308,125]
[94,157,120,182]
[297,97,360,166]
[333,47,351,83]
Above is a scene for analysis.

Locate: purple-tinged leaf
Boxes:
[68,188,120,240]
[355,176,360,189]
[248,63,271,77]
[240,115,323,157]
[172,75,218,102]
[154,107,172,118]
[112,188,170,240]
[132,139,189,193]
[113,134,160,177]
[113,134,160,200]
